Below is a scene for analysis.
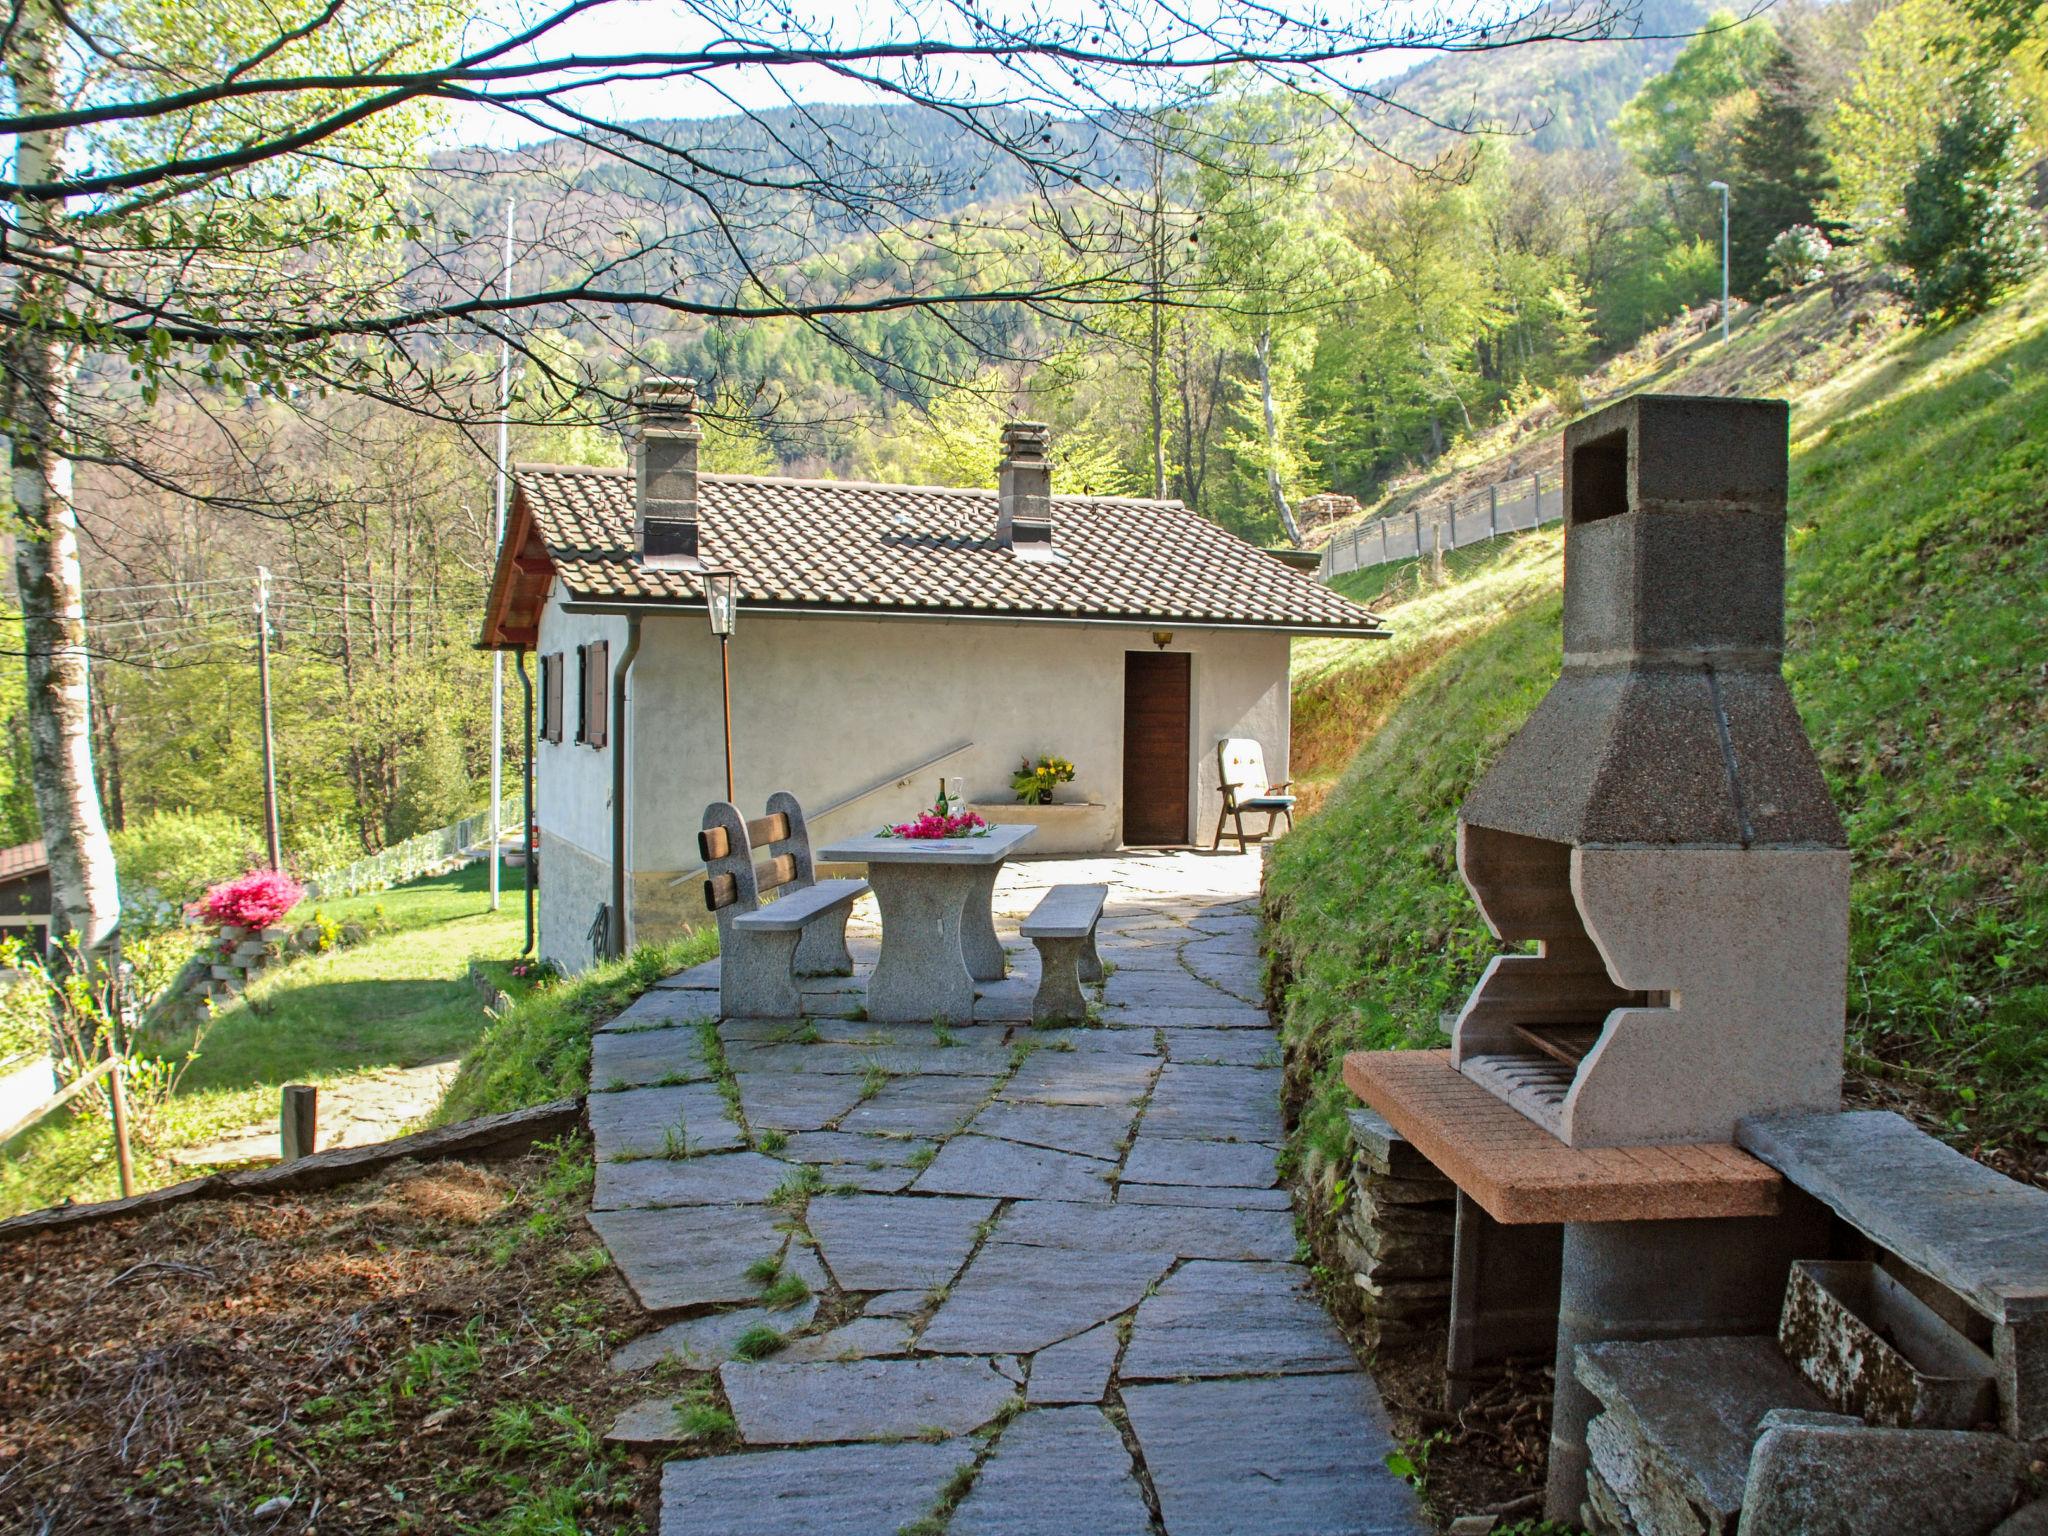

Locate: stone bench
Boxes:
[701,792,868,1019]
[1020,882,1106,1024]
[1738,1110,2048,1439]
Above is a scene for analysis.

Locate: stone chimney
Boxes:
[996,421,1055,555]
[632,377,702,565]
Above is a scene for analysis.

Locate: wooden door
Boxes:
[1123,652,1191,846]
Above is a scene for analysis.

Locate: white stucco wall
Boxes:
[532,593,1295,967]
[533,602,628,971]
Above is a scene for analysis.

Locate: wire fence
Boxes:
[1319,469,1562,582]
[303,793,527,900]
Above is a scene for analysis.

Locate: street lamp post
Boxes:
[702,567,740,804]
[1708,180,1731,345]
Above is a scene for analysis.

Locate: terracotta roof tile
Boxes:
[511,465,1386,633]
[0,840,46,882]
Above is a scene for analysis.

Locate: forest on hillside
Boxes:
[4,0,2042,922]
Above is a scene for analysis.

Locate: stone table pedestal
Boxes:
[819,824,1035,1023]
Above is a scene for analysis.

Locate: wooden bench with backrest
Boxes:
[700,791,868,1018]
[1213,737,1296,852]
[1021,882,1108,1024]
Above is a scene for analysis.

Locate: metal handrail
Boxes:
[666,739,975,886]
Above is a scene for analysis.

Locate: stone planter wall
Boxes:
[965,798,1116,855]
[152,918,366,1030]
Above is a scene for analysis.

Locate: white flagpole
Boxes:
[490,199,514,911]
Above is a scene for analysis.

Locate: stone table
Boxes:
[819,823,1036,1022]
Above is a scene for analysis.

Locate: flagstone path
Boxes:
[585,849,1425,1536]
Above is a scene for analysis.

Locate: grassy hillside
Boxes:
[1269,276,2048,1185]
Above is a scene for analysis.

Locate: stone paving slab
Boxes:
[913,1134,1116,1204]
[605,986,720,1027]
[998,1051,1158,1107]
[609,1295,822,1372]
[719,1356,1019,1445]
[990,1198,1295,1262]
[590,1025,714,1088]
[1024,1025,1160,1055]
[1141,1064,1286,1143]
[771,1131,935,1192]
[1122,1135,1280,1189]
[776,1315,916,1363]
[1095,943,1187,971]
[1025,1321,1121,1406]
[1122,1261,1358,1380]
[658,1439,978,1536]
[1159,1028,1282,1066]
[951,1406,1153,1536]
[1098,1002,1272,1029]
[920,1242,1173,1355]
[594,1149,793,1210]
[1118,1181,1294,1210]
[588,1082,745,1158]
[588,1204,796,1313]
[1123,1374,1425,1536]
[805,1193,996,1292]
[733,1070,871,1132]
[837,1073,995,1138]
[1102,971,1248,1010]
[653,957,720,990]
[966,1101,1137,1162]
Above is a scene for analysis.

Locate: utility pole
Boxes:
[489,198,515,911]
[255,566,282,871]
[1708,180,1731,345]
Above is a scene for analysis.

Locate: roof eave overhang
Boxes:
[556,594,1389,640]
[479,487,557,651]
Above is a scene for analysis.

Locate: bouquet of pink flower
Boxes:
[880,808,989,840]
[196,868,306,930]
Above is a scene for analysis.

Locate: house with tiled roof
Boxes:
[482,380,1386,972]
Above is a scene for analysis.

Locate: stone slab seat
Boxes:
[703,792,869,1018]
[731,880,868,934]
[1738,1109,2048,1439]
[1021,882,1107,1024]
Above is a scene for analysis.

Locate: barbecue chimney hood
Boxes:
[1449,394,1850,1148]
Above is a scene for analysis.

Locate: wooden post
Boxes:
[281,1083,317,1161]
[1489,483,1499,538]
[1412,506,1422,558]
[1380,520,1388,565]
[1432,524,1445,585]
[107,1055,135,1197]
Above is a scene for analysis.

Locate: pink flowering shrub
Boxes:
[881,809,989,840]
[197,868,306,930]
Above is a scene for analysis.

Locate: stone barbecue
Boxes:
[1344,392,2048,1536]
[1449,393,1851,1148]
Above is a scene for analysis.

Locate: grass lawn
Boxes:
[0,862,532,1218]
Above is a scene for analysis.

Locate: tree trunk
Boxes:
[1256,329,1305,547]
[5,4,122,955]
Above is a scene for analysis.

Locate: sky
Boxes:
[438,0,1433,149]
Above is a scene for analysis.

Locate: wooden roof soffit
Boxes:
[480,490,554,650]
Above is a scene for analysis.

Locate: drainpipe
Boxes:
[609,614,642,961]
[516,649,535,956]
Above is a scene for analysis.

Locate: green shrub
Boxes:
[1889,80,2045,320]
[111,809,262,916]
